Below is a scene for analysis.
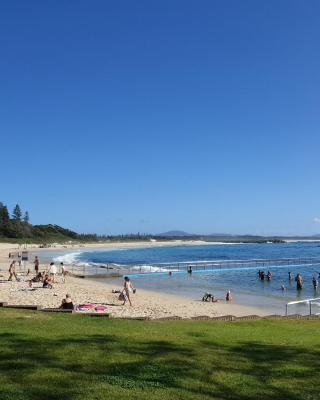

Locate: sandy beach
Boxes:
[0,242,269,319]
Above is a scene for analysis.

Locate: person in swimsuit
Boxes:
[122,276,134,306]
[295,273,303,290]
[8,261,18,281]
[43,274,53,289]
[34,256,40,273]
[226,290,232,301]
[312,276,318,290]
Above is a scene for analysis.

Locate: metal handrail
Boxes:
[286,297,320,316]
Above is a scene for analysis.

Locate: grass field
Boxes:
[0,309,319,400]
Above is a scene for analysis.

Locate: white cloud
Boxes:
[314,217,320,223]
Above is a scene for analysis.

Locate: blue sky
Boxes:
[1,1,320,235]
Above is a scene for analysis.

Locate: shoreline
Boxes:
[0,275,270,319]
[0,241,271,319]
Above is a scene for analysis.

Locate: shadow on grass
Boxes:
[0,330,319,400]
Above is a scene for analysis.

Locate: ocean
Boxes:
[40,241,320,315]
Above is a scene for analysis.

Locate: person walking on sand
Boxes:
[34,256,40,274]
[8,261,18,281]
[60,262,67,283]
[48,262,57,283]
[122,276,135,306]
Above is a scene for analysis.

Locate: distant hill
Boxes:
[158,230,195,237]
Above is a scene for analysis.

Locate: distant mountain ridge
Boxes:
[158,230,196,237]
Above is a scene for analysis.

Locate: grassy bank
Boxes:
[0,309,319,400]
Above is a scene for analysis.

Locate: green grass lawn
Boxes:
[0,309,319,400]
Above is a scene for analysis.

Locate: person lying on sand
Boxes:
[28,272,44,287]
[202,292,219,302]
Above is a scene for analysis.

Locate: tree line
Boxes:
[0,201,156,242]
[0,202,31,238]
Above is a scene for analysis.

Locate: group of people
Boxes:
[34,257,67,283]
[258,269,320,291]
[202,290,232,302]
[7,256,67,290]
[258,270,272,281]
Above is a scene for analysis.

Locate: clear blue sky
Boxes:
[1,1,320,236]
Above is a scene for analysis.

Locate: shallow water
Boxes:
[36,242,320,315]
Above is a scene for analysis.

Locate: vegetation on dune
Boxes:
[0,309,319,400]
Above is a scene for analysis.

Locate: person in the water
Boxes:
[288,272,293,281]
[312,276,318,290]
[295,273,303,290]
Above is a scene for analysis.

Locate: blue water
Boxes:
[77,242,320,265]
[49,242,320,314]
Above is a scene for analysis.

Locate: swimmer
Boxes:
[312,276,318,289]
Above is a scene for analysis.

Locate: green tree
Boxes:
[0,203,10,236]
[12,204,22,221]
[23,211,30,223]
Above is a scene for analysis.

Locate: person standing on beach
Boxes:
[122,276,135,306]
[34,256,40,274]
[8,261,18,281]
[48,262,57,283]
[226,290,232,301]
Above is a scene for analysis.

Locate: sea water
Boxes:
[41,241,320,315]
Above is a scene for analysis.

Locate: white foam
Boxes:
[131,265,170,273]
[53,252,82,265]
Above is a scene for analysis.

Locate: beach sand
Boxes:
[0,242,269,319]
